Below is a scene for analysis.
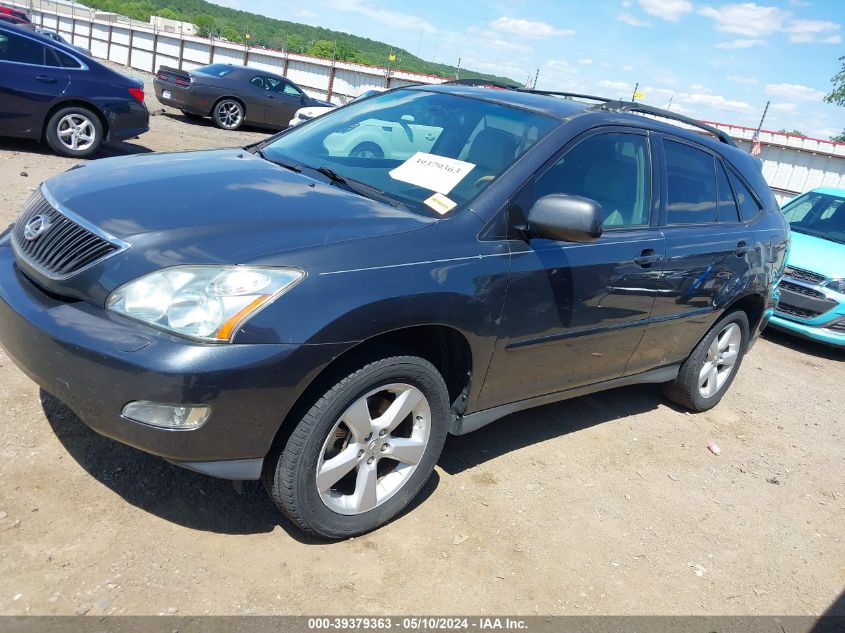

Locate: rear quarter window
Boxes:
[728,171,762,222]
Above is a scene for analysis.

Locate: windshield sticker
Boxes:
[389,152,475,194]
[423,192,458,215]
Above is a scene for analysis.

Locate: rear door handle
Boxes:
[735,241,751,256]
[634,248,664,268]
[35,75,57,84]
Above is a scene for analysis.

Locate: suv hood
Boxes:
[787,230,845,281]
[44,149,434,264]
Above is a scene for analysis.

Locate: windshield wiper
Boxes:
[257,149,302,173]
[309,165,409,211]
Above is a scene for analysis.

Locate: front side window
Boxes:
[260,89,559,215]
[282,82,302,96]
[664,140,717,224]
[0,31,45,65]
[781,192,845,244]
[535,132,651,227]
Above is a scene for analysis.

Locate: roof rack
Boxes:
[518,89,614,103]
[598,101,738,147]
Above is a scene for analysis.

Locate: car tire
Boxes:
[263,353,450,539]
[212,98,245,130]
[44,106,103,158]
[349,142,384,159]
[662,310,749,412]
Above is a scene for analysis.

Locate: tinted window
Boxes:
[45,46,81,68]
[535,132,651,227]
[0,31,45,65]
[716,161,739,222]
[728,171,761,222]
[195,63,234,77]
[249,76,264,89]
[664,140,717,224]
[781,192,845,244]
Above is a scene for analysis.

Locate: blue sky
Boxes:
[212,0,845,138]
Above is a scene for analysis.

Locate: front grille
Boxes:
[784,266,827,286]
[825,318,845,333]
[11,188,122,279]
[776,303,821,320]
[779,280,827,299]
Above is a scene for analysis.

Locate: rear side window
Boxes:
[0,31,45,65]
[664,140,717,224]
[728,171,762,222]
[716,161,740,222]
[535,132,651,227]
[45,47,81,68]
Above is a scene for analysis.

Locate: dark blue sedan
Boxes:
[0,23,149,157]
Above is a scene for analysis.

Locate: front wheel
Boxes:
[263,354,449,539]
[45,107,103,158]
[662,310,749,412]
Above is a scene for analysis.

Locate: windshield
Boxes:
[259,89,559,216]
[781,191,845,244]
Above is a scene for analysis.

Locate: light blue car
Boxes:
[768,187,845,346]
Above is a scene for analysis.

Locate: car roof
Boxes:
[812,187,845,197]
[411,83,588,120]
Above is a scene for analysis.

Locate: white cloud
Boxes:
[638,0,693,22]
[680,92,753,112]
[727,75,758,85]
[598,79,633,93]
[578,58,593,65]
[765,83,826,101]
[617,12,650,27]
[490,17,574,39]
[769,102,799,113]
[823,35,842,44]
[784,19,841,43]
[699,3,789,38]
[716,38,766,49]
[545,59,579,75]
[324,0,436,33]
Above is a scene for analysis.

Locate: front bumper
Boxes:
[768,314,845,347]
[0,244,348,479]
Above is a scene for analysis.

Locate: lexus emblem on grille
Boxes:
[23,215,49,241]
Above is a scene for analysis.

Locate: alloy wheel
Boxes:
[56,114,96,152]
[216,101,243,129]
[698,322,741,398]
[316,383,431,515]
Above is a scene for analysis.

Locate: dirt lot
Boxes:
[0,65,843,617]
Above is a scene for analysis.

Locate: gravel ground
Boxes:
[0,64,843,617]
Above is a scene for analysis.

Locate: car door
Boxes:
[244,75,270,124]
[0,30,69,137]
[478,128,666,410]
[264,78,305,128]
[627,136,754,373]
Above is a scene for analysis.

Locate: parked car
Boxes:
[0,4,30,24]
[0,12,34,29]
[0,23,149,157]
[288,89,381,127]
[0,85,788,538]
[153,63,332,130]
[38,29,91,57]
[768,187,845,346]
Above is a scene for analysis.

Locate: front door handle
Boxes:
[35,75,57,84]
[735,241,751,256]
[634,248,664,268]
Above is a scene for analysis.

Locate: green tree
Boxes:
[308,39,335,58]
[193,14,215,37]
[157,7,180,20]
[221,26,243,43]
[286,33,306,53]
[779,129,805,136]
[825,55,845,143]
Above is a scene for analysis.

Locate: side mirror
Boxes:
[526,194,603,243]
[400,114,415,123]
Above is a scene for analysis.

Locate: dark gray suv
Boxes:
[0,84,789,538]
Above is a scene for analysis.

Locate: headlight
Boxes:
[107,266,304,342]
[824,278,845,294]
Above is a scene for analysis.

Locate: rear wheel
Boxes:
[212,99,244,130]
[349,142,383,159]
[263,354,449,539]
[662,310,749,412]
[45,106,103,158]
